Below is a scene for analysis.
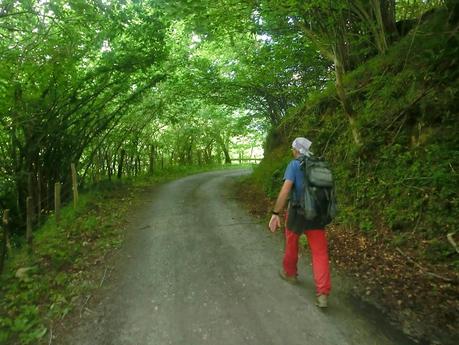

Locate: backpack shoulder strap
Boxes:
[295,154,309,167]
[289,157,305,205]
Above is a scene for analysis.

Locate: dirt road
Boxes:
[60,169,415,345]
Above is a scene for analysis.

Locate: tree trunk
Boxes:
[222,146,231,164]
[379,0,398,39]
[128,154,134,176]
[446,0,459,23]
[371,0,389,53]
[353,0,390,54]
[204,140,214,164]
[117,149,125,179]
[216,135,231,164]
[37,169,42,226]
[0,210,9,275]
[188,136,194,165]
[111,154,117,179]
[95,150,102,183]
[107,153,112,181]
[135,155,140,176]
[197,150,202,166]
[149,144,155,175]
[333,47,362,146]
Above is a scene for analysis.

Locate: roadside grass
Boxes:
[0,163,248,345]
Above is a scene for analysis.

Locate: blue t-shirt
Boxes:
[283,157,327,232]
[283,159,303,203]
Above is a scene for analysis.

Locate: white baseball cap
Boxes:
[292,137,312,156]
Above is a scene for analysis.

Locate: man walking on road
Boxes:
[268,137,332,308]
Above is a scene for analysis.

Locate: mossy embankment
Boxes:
[245,9,459,344]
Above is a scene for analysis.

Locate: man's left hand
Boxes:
[268,214,281,232]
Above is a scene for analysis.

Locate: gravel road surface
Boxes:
[60,169,415,345]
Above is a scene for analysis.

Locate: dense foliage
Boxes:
[0,1,267,239]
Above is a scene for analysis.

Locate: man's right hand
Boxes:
[268,214,281,232]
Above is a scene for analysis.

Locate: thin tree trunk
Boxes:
[216,136,231,164]
[37,169,42,225]
[1,210,10,274]
[107,153,112,181]
[149,144,155,175]
[333,47,362,146]
[197,150,202,166]
[380,0,398,39]
[222,146,231,164]
[117,149,125,179]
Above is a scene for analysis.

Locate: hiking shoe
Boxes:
[278,270,298,284]
[315,294,328,308]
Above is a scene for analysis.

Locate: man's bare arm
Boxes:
[273,180,293,213]
[269,180,293,232]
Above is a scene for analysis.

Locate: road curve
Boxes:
[61,169,413,345]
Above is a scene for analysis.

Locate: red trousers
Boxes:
[283,228,331,295]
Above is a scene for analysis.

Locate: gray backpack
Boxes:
[297,155,338,223]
